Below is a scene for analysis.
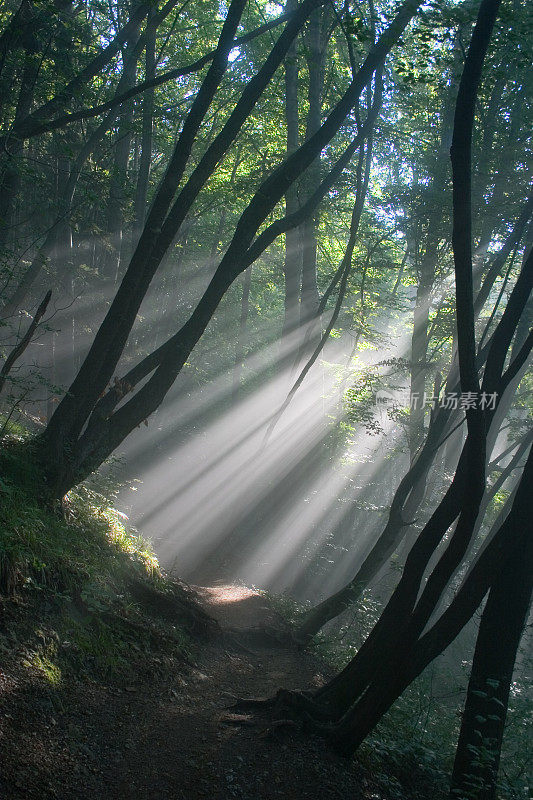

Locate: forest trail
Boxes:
[1,584,378,800]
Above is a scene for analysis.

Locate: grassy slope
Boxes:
[0,426,207,689]
[0,426,223,799]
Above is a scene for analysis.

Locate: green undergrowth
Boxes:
[0,428,195,688]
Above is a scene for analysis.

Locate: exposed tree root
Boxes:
[230,687,337,739]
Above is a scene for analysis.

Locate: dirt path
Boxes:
[1,584,373,800]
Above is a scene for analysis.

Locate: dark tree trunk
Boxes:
[282,0,301,339]
[0,36,40,249]
[101,17,142,281]
[133,12,156,234]
[0,290,51,396]
[299,6,331,332]
[323,427,532,758]
[281,0,508,757]
[294,8,529,644]
[450,463,533,800]
[233,266,252,400]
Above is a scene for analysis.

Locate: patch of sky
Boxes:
[265,1,284,17]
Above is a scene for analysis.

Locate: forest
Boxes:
[0,0,531,797]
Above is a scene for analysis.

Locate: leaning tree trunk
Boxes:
[449,469,533,800]
[35,0,419,497]
[326,441,533,758]
[273,0,507,755]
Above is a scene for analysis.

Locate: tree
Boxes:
[235,1,532,775]
[450,447,533,800]
[293,9,533,642]
[23,0,422,496]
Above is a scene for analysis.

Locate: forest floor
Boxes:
[0,582,395,800]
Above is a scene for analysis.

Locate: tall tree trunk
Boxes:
[449,470,533,800]
[0,41,39,250]
[293,46,464,644]
[133,10,156,235]
[50,148,76,391]
[409,258,433,457]
[323,0,502,754]
[271,0,507,757]
[233,266,252,400]
[282,0,301,339]
[299,6,330,330]
[101,25,141,281]
[408,48,458,458]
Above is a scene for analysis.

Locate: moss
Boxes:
[24,652,62,686]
